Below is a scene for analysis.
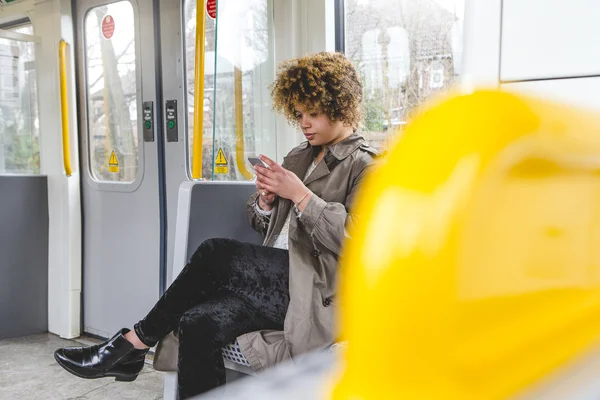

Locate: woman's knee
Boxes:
[190,238,238,263]
[178,309,223,345]
[191,238,217,259]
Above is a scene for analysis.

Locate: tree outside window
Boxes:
[0,23,40,174]
[345,0,464,150]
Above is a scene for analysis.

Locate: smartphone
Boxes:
[248,156,269,168]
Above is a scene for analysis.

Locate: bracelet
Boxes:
[295,190,311,206]
[293,191,311,218]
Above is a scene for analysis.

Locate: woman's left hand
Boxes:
[254,155,309,204]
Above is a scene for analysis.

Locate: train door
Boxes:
[75,0,184,337]
[76,0,284,337]
[158,0,280,288]
[75,0,280,338]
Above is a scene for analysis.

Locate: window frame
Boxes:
[0,17,31,31]
[334,0,345,53]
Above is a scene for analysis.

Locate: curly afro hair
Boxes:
[270,52,363,129]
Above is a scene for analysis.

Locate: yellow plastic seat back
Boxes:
[331,90,600,399]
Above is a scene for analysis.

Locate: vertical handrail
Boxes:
[191,0,207,179]
[59,40,73,177]
[234,66,253,180]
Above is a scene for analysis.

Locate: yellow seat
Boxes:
[331,90,600,399]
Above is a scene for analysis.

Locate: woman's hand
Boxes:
[254,155,309,204]
[254,175,276,211]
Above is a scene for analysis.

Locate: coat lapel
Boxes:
[303,155,332,186]
[268,133,366,241]
[283,147,313,181]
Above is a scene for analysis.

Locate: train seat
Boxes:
[153,181,265,399]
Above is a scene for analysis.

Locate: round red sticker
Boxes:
[101,15,115,40]
[206,0,217,19]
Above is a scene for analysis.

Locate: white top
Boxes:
[255,160,319,250]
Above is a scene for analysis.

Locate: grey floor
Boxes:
[0,333,163,400]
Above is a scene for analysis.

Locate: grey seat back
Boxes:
[171,181,262,281]
[185,181,263,260]
[0,176,49,340]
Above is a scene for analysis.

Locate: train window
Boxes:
[84,1,139,183]
[0,23,40,175]
[184,0,276,180]
[343,0,464,150]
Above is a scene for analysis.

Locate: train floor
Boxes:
[0,333,163,400]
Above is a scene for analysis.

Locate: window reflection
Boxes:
[0,24,40,175]
[184,0,276,181]
[345,0,465,150]
[85,1,139,182]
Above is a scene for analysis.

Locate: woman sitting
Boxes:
[54,51,377,400]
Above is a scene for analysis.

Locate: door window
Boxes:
[184,0,277,180]
[84,1,139,182]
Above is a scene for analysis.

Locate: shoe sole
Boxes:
[54,352,139,382]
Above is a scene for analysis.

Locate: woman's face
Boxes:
[294,104,351,147]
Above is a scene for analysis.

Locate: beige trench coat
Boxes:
[237,132,377,371]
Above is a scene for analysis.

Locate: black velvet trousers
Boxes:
[133,238,290,399]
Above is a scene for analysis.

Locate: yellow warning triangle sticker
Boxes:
[108,150,119,173]
[109,150,119,165]
[215,148,228,165]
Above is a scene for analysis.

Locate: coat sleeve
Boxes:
[246,192,271,236]
[298,154,375,256]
